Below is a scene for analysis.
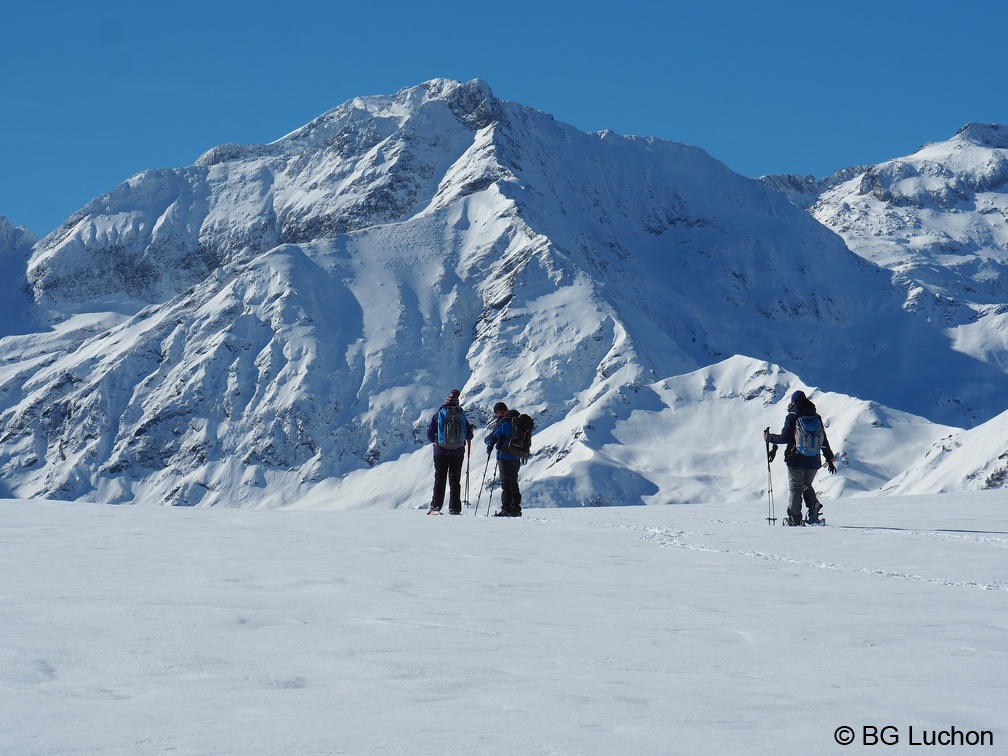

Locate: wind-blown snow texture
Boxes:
[3,79,1008,507]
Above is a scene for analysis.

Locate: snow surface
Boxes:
[2,493,1005,754]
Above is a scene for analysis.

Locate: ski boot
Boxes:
[806,502,825,525]
[492,506,522,517]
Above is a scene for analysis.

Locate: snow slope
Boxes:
[1,494,1005,754]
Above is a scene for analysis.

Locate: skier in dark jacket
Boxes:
[485,402,522,517]
[765,390,836,526]
[426,389,473,515]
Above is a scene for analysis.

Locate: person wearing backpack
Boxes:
[426,389,474,515]
[484,402,524,517]
[764,390,837,526]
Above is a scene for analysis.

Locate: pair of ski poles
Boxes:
[469,445,498,517]
[456,438,497,516]
[764,427,778,525]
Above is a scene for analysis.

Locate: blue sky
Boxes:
[3,0,1007,237]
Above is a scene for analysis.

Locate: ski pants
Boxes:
[786,466,820,520]
[496,458,522,513]
[432,454,464,512]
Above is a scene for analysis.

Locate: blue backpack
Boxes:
[794,415,824,456]
[437,405,467,450]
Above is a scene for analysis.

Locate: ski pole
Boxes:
[764,428,777,525]
[484,461,498,517]
[473,452,492,516]
[464,439,471,508]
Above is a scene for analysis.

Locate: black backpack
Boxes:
[505,411,535,462]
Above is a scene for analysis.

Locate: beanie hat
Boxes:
[790,390,807,404]
[445,388,461,405]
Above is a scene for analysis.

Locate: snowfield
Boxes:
[2,492,1005,754]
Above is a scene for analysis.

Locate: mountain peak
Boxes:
[0,216,38,258]
[953,122,1008,149]
[424,78,504,130]
[281,77,504,144]
[195,79,503,168]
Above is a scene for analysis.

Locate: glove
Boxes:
[827,459,837,474]
[486,445,493,456]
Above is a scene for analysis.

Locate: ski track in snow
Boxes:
[527,514,1008,593]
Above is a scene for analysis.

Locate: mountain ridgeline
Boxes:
[2,79,1007,506]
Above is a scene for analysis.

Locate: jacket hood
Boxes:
[789,397,817,416]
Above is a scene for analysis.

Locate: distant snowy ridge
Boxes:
[764,122,1008,354]
[0,216,38,333]
[0,216,37,279]
[2,82,1008,506]
[756,166,870,210]
[0,216,37,253]
[881,409,1008,495]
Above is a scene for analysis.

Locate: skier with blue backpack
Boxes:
[426,389,474,515]
[764,390,836,526]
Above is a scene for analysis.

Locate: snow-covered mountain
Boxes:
[2,80,1007,507]
[0,216,37,259]
[0,217,38,332]
[810,124,1008,359]
[763,123,1008,495]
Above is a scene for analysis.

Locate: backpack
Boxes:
[438,405,467,450]
[505,411,535,462]
[794,414,824,456]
